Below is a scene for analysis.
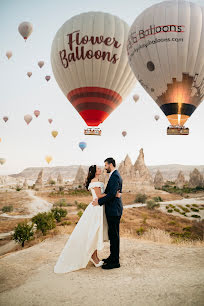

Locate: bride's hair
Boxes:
[85,165,96,190]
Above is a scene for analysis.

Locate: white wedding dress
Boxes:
[54,182,109,273]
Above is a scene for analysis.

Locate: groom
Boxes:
[92,157,123,270]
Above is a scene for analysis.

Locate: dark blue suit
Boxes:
[98,169,123,263]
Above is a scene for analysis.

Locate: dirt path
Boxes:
[0,234,203,306]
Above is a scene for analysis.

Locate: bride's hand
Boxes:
[116,191,122,198]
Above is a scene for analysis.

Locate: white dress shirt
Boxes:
[109,168,116,179]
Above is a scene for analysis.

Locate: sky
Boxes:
[0,0,204,175]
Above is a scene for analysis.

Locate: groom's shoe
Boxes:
[102,256,112,264]
[102,262,120,269]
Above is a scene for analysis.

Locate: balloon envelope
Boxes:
[133,94,139,103]
[0,158,6,165]
[51,12,136,127]
[27,72,32,77]
[6,51,12,59]
[48,118,53,124]
[18,22,33,41]
[154,115,160,121]
[45,156,52,164]
[3,116,8,123]
[128,0,204,127]
[24,114,32,125]
[45,75,51,81]
[122,131,127,137]
[79,141,87,151]
[51,130,58,138]
[38,61,44,68]
[34,110,40,117]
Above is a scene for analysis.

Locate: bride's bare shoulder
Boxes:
[90,178,98,183]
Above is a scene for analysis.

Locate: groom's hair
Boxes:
[104,157,116,167]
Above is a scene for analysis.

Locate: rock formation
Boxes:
[57,172,63,185]
[35,169,44,189]
[72,165,86,188]
[154,170,164,189]
[188,168,204,188]
[47,175,54,185]
[175,171,186,188]
[23,179,28,189]
[118,149,155,193]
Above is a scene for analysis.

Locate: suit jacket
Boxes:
[98,169,123,217]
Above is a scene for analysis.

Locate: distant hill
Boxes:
[9,164,204,182]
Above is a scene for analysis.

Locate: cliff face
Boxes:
[154,170,164,189]
[118,149,155,193]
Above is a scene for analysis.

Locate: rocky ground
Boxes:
[0,234,204,306]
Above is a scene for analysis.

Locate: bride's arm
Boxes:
[93,187,121,199]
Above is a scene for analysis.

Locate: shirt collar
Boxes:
[109,169,116,178]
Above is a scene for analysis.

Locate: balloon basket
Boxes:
[84,128,101,136]
[167,126,189,135]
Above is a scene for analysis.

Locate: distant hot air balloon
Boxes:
[18,22,33,41]
[45,75,51,82]
[48,118,53,124]
[45,155,52,164]
[51,12,136,135]
[51,130,58,138]
[27,72,32,78]
[0,138,2,143]
[3,116,8,123]
[79,141,87,151]
[128,0,204,135]
[34,110,40,118]
[38,61,44,68]
[133,94,139,103]
[154,115,160,121]
[0,158,6,165]
[6,51,12,59]
[24,114,32,125]
[122,131,127,137]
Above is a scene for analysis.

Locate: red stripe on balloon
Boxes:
[79,109,110,127]
[71,96,117,109]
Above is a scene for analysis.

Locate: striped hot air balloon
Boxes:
[128,0,204,135]
[51,12,136,132]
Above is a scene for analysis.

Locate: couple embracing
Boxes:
[54,157,123,273]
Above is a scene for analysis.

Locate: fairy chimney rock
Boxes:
[189,168,204,188]
[35,169,44,189]
[73,166,86,188]
[154,170,164,189]
[175,171,186,188]
[23,179,28,189]
[57,172,63,185]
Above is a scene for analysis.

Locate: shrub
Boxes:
[146,200,160,210]
[192,204,199,207]
[168,220,176,225]
[32,212,56,235]
[191,207,199,212]
[174,208,181,213]
[134,193,147,204]
[77,210,83,218]
[50,180,56,185]
[13,221,34,247]
[2,205,13,213]
[136,227,145,235]
[16,185,22,191]
[61,221,71,226]
[191,214,201,218]
[77,202,88,210]
[54,198,71,207]
[178,205,190,213]
[51,207,67,222]
[153,196,163,202]
[167,209,173,213]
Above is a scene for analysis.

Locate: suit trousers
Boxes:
[106,215,121,263]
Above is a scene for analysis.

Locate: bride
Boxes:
[54,165,121,273]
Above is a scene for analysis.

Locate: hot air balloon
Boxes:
[133,94,139,103]
[24,114,32,125]
[127,0,204,135]
[3,116,8,123]
[45,155,52,164]
[51,12,136,135]
[18,22,33,41]
[34,110,40,118]
[38,61,44,68]
[154,115,160,121]
[45,75,51,82]
[0,158,6,165]
[122,131,127,137]
[79,141,87,151]
[51,130,58,138]
[48,118,53,124]
[0,138,2,143]
[6,51,12,59]
[27,72,32,78]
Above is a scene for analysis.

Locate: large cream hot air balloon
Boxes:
[51,12,136,135]
[24,114,33,125]
[128,0,204,135]
[18,22,33,41]
[0,158,6,165]
[6,51,12,59]
[51,130,58,138]
[45,155,52,164]
[38,61,44,68]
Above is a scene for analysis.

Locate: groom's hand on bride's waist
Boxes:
[92,198,99,206]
